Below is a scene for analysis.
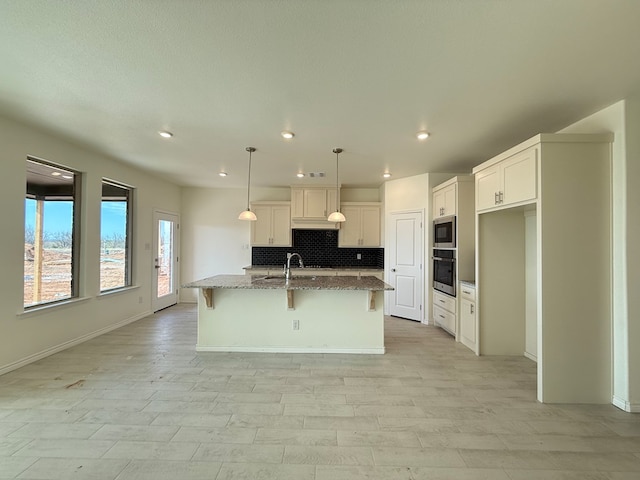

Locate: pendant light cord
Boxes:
[246,147,255,209]
[333,148,342,212]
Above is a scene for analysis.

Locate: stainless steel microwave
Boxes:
[433,215,456,248]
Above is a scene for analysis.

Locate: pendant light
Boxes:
[238,147,257,221]
[327,148,346,222]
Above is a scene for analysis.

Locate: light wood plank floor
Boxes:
[1,303,639,479]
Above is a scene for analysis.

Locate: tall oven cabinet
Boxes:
[430,176,475,340]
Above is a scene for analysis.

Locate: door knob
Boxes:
[391,268,396,272]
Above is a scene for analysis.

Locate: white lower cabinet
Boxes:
[433,290,456,336]
[246,268,383,279]
[459,283,477,353]
[336,270,384,280]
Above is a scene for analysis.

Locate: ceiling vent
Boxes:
[308,172,325,178]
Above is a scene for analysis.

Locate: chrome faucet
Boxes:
[285,253,304,280]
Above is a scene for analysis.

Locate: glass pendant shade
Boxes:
[239,147,257,221]
[238,209,257,221]
[328,211,346,222]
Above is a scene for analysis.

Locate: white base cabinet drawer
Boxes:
[433,291,456,314]
[460,285,476,302]
[433,305,456,336]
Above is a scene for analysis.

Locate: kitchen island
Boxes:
[183,274,393,354]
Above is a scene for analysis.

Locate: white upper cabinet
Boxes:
[475,146,538,211]
[250,202,291,246]
[291,187,337,219]
[433,183,456,218]
[290,187,340,229]
[339,203,381,247]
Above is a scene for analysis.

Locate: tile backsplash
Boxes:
[252,229,384,268]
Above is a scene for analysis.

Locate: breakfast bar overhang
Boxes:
[183,274,394,354]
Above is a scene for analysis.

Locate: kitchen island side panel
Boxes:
[196,288,385,354]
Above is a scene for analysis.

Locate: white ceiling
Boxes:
[1,1,639,189]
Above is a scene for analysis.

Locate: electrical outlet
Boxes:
[292,319,300,331]
[357,253,362,260]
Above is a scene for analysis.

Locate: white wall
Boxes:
[558,99,638,411]
[622,93,640,409]
[180,187,256,302]
[524,210,537,360]
[0,115,181,374]
[341,188,380,202]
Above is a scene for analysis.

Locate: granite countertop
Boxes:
[184,274,393,291]
[243,265,383,272]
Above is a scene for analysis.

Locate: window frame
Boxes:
[24,156,82,309]
[100,178,134,293]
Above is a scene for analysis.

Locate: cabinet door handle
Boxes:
[439,299,445,303]
[500,191,504,203]
[439,314,445,319]
[470,304,474,314]
[462,289,471,295]
[494,192,499,205]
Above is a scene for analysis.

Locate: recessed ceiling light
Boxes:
[281,131,295,139]
[51,172,61,176]
[383,172,392,178]
[218,172,228,177]
[158,131,173,138]
[61,175,73,179]
[416,131,430,140]
[296,173,305,178]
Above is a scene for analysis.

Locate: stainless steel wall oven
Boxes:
[433,249,456,296]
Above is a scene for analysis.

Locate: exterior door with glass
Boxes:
[152,211,179,311]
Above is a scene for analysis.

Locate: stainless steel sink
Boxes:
[256,276,284,282]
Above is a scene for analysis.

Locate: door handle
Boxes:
[391,268,396,272]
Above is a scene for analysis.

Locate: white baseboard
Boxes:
[612,395,640,413]
[196,346,385,355]
[524,351,538,362]
[0,310,152,376]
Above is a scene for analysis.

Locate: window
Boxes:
[100,180,133,292]
[24,158,80,307]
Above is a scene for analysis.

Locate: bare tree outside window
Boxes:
[100,180,133,292]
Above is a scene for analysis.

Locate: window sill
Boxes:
[97,285,140,299]
[18,296,92,318]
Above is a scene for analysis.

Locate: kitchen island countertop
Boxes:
[183,274,393,291]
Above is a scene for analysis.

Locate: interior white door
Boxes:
[152,211,179,312]
[388,211,423,321]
